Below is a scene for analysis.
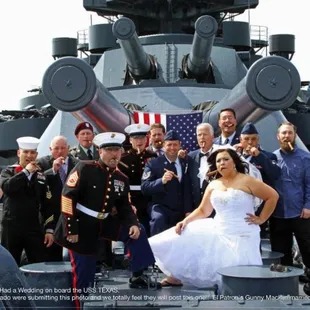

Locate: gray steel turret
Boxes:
[38,0,307,154]
[112,17,156,80]
[185,15,218,78]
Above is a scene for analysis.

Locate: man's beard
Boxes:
[280,141,294,152]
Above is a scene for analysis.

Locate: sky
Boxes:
[0,0,308,110]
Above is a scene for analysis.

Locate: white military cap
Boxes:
[93,132,126,148]
[124,123,150,137]
[16,136,40,150]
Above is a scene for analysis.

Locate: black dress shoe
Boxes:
[299,274,310,283]
[304,283,310,295]
[129,274,162,289]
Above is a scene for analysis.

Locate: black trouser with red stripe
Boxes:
[69,224,155,309]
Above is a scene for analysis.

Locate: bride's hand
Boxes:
[175,220,187,234]
[245,213,264,225]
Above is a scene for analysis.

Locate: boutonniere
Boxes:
[15,166,23,173]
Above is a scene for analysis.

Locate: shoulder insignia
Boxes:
[37,172,46,181]
[66,170,79,188]
[46,190,52,199]
[61,195,73,215]
[142,171,151,180]
[81,160,97,165]
[116,168,129,179]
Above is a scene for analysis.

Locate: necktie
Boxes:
[170,162,178,177]
[59,166,67,184]
[87,149,93,160]
[223,138,229,145]
[156,149,162,157]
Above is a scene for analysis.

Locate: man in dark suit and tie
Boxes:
[213,108,240,146]
[141,130,193,236]
[188,123,216,210]
[69,122,99,160]
[37,136,78,261]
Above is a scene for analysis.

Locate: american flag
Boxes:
[133,111,203,151]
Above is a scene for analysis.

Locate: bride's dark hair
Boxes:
[207,148,249,179]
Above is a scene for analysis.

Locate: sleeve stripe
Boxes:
[62,195,73,215]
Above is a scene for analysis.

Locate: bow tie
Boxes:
[199,152,209,158]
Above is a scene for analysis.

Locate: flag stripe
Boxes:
[144,113,150,124]
[133,111,203,152]
[133,111,140,123]
[155,114,161,123]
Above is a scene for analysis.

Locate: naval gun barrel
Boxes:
[203,56,301,133]
[42,57,133,133]
[112,17,154,78]
[187,15,218,76]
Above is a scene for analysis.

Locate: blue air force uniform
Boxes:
[141,130,193,236]
[240,123,280,187]
[239,123,280,238]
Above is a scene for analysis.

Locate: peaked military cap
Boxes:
[164,130,180,141]
[16,136,40,150]
[124,123,150,137]
[74,122,94,135]
[93,132,125,148]
[241,122,259,135]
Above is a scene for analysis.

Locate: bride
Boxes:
[149,148,279,288]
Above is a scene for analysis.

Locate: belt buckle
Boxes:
[97,212,105,219]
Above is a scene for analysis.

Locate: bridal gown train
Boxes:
[149,189,263,288]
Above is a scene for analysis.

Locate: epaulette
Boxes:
[146,149,157,156]
[115,168,129,179]
[69,146,77,152]
[81,160,97,165]
[69,147,79,156]
[8,164,19,168]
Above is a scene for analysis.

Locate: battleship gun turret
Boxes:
[204,55,301,133]
[112,17,156,81]
[42,52,300,142]
[40,0,307,153]
[42,57,134,133]
[184,15,218,80]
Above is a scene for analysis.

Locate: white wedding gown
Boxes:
[149,189,263,288]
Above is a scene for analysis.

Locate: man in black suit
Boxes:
[37,136,78,261]
[213,108,240,146]
[69,122,99,160]
[188,123,216,210]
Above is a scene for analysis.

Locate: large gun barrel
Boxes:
[203,55,301,133]
[187,15,218,76]
[112,17,154,78]
[42,57,133,133]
